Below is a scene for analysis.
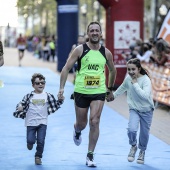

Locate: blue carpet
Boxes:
[0,66,169,170]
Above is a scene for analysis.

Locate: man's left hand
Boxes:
[106,91,114,102]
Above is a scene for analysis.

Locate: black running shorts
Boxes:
[74,92,106,108]
[19,49,25,52]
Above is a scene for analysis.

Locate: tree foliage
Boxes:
[17,0,56,16]
[16,0,105,35]
[17,0,57,35]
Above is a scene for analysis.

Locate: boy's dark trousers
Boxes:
[27,124,47,158]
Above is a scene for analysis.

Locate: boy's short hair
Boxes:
[31,73,45,84]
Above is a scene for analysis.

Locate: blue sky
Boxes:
[0,0,18,27]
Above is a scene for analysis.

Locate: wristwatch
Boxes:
[108,86,114,91]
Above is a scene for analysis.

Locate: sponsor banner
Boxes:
[58,5,78,13]
[114,21,140,49]
[114,49,128,67]
[114,21,140,67]
[157,9,170,44]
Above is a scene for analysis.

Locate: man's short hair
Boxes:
[87,21,102,33]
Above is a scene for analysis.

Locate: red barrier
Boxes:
[98,0,144,88]
[142,63,170,107]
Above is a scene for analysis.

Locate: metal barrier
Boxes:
[143,63,170,107]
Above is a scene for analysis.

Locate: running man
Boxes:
[17,34,26,66]
[57,21,117,167]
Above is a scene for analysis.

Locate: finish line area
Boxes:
[0,66,169,170]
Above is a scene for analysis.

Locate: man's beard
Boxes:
[90,39,100,44]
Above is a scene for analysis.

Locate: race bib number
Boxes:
[84,75,100,88]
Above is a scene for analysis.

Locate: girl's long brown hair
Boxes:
[127,58,149,77]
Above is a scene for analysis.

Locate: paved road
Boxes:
[0,47,169,170]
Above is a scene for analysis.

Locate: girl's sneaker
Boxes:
[137,150,145,164]
[127,145,137,162]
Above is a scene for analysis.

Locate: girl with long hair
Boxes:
[113,58,154,164]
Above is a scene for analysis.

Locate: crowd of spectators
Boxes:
[121,37,170,67]
[8,33,170,68]
[121,37,170,107]
[24,34,57,62]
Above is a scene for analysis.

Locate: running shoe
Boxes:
[73,130,82,146]
[86,152,97,167]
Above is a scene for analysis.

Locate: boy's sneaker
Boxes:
[73,130,82,146]
[86,153,97,167]
[127,145,137,162]
[137,150,145,164]
[35,157,42,165]
[27,143,33,150]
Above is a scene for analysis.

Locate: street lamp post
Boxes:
[93,1,100,22]
[5,23,10,47]
[81,4,87,34]
[153,0,158,38]
[23,13,28,34]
